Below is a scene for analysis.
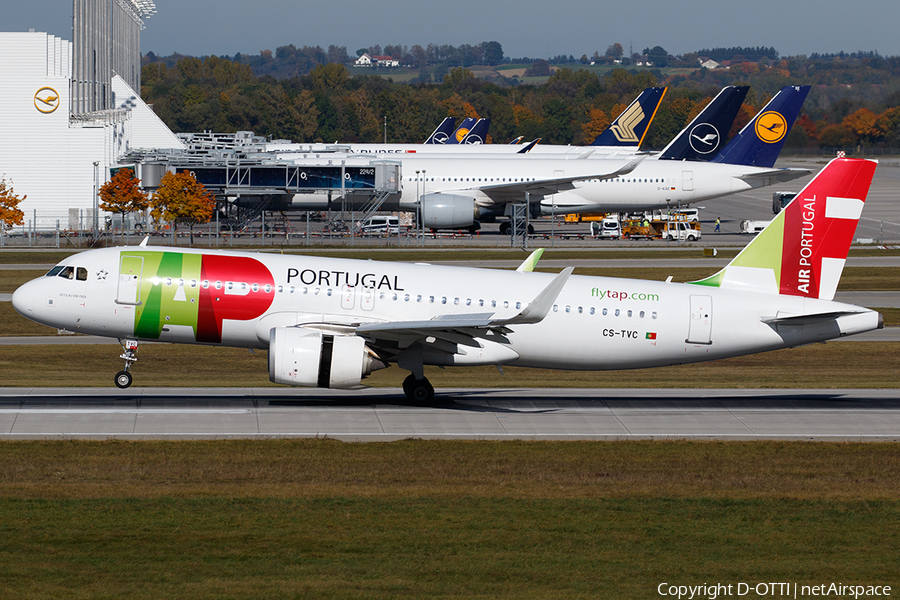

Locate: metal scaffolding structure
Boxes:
[72,0,155,114]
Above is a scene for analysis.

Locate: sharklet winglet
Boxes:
[516,248,545,273]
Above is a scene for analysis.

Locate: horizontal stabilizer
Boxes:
[761,311,862,325]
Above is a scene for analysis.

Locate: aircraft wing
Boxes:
[738,168,811,187]
[354,268,573,351]
[477,157,644,202]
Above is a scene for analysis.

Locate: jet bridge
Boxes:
[122,148,402,228]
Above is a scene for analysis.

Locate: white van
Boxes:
[591,216,621,239]
[358,216,400,235]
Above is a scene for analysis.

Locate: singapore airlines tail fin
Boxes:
[590,87,667,147]
[711,85,811,168]
[424,117,457,144]
[690,158,876,301]
[658,85,750,161]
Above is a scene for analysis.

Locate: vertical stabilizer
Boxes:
[424,117,457,144]
[711,85,810,168]
[658,86,749,161]
[461,118,490,144]
[447,118,478,144]
[690,158,876,300]
[591,87,667,147]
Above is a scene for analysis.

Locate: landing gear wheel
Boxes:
[115,370,133,389]
[499,222,511,235]
[402,374,435,403]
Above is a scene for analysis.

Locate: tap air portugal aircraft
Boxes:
[13,159,880,402]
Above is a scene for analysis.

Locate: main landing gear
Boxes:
[115,339,139,389]
[402,374,435,403]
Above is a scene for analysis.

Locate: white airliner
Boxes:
[269,87,809,230]
[12,159,882,402]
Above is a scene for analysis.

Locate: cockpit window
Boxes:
[46,266,64,277]
[57,266,75,280]
[76,267,88,281]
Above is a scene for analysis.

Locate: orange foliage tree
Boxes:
[0,175,25,230]
[98,168,149,229]
[580,107,610,142]
[151,171,216,245]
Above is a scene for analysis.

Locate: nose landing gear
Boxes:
[115,339,139,389]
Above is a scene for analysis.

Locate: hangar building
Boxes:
[0,0,183,231]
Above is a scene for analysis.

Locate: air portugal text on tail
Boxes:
[10,159,882,402]
[779,159,875,299]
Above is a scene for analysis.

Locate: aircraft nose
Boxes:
[11,281,35,318]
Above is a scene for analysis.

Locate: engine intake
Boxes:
[268,327,386,388]
[421,193,476,229]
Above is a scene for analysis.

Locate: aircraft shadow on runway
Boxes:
[2,391,897,413]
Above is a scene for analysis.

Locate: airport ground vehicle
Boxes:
[590,216,621,238]
[621,216,701,240]
[741,219,771,234]
[565,213,605,223]
[358,216,400,235]
[773,191,797,214]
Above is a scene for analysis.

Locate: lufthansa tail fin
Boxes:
[424,117,456,144]
[690,158,876,300]
[591,87,667,147]
[447,117,478,145]
[658,86,750,161]
[711,85,810,168]
[461,118,490,144]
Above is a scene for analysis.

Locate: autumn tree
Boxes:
[151,171,215,245]
[0,175,25,230]
[98,168,149,231]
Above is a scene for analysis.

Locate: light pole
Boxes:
[92,161,100,242]
[419,170,426,244]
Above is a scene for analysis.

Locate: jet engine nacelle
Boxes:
[268,327,386,388]
[421,193,476,229]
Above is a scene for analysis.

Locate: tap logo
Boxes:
[34,87,60,114]
[610,101,645,143]
[755,111,788,143]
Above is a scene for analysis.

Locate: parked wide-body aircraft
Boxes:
[265,87,668,157]
[268,86,808,230]
[13,159,882,402]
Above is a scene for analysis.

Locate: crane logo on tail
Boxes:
[755,111,788,143]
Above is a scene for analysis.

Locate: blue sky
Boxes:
[6,0,899,60]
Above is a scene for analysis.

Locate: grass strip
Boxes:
[0,440,897,598]
[0,341,898,388]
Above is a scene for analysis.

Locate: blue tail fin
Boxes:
[446,118,478,144]
[461,118,490,144]
[711,85,810,168]
[658,86,750,161]
[591,87,667,147]
[424,117,456,144]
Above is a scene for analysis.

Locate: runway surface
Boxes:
[2,387,899,441]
